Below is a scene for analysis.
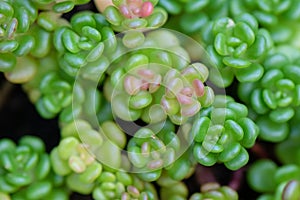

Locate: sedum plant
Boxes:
[92,171,158,200]
[238,51,300,142]
[0,136,68,200]
[158,0,228,34]
[53,11,113,77]
[191,95,259,170]
[103,29,214,125]
[247,159,300,200]
[2,0,300,199]
[158,171,238,200]
[230,0,300,46]
[189,183,238,200]
[200,13,273,87]
[101,0,168,31]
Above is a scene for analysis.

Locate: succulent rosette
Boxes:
[200,13,273,87]
[0,0,74,82]
[99,0,168,32]
[159,0,228,34]
[0,136,68,200]
[102,29,214,125]
[0,0,51,73]
[53,118,129,172]
[50,120,105,194]
[238,51,300,142]
[126,127,181,181]
[51,118,161,198]
[20,11,114,119]
[108,61,214,125]
[0,0,37,73]
[22,53,104,122]
[191,95,259,170]
[35,72,73,119]
[92,171,158,200]
[247,159,300,200]
[20,51,76,120]
[53,11,114,78]
[230,0,300,45]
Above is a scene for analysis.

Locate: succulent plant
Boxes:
[247,159,300,200]
[99,0,168,32]
[2,0,300,199]
[201,13,273,87]
[191,95,259,170]
[0,136,68,200]
[238,51,300,142]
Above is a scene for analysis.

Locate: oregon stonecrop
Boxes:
[3,0,300,199]
[0,136,68,200]
[191,95,259,170]
[103,0,167,31]
[238,51,300,142]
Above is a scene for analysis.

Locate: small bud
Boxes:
[166,78,183,97]
[147,159,163,169]
[161,95,180,115]
[149,74,162,93]
[120,5,133,18]
[138,69,155,80]
[177,93,193,104]
[140,80,150,90]
[121,193,131,200]
[140,2,154,18]
[164,69,178,84]
[127,186,140,198]
[193,79,205,97]
[181,87,193,97]
[69,155,86,173]
[124,75,142,95]
[181,100,201,117]
[132,7,141,15]
[141,142,151,157]
[78,144,95,165]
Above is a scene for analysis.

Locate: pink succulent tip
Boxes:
[140,2,154,18]
[193,79,205,97]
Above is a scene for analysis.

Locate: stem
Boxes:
[0,80,14,110]
[250,142,269,158]
[228,167,246,191]
[195,165,217,185]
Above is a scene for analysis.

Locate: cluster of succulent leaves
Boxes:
[0,136,68,200]
[103,0,168,31]
[2,0,300,199]
[103,37,215,125]
[157,172,238,200]
[200,13,273,87]
[51,118,161,199]
[245,116,300,199]
[238,50,300,142]
[191,95,259,170]
[247,159,300,200]
[0,0,91,76]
